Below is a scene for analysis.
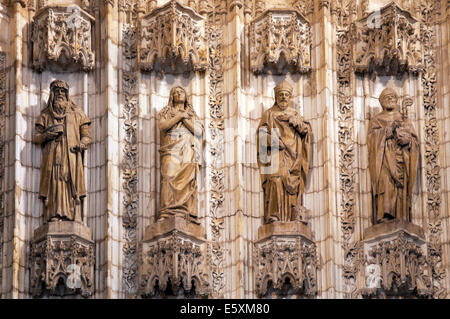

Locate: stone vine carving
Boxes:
[0,52,5,292]
[121,24,138,297]
[30,5,95,72]
[138,0,208,74]
[420,1,446,299]
[30,236,95,298]
[332,0,361,298]
[353,2,423,75]
[140,233,209,297]
[361,232,433,298]
[254,237,318,297]
[249,9,311,74]
[292,0,314,17]
[206,4,226,298]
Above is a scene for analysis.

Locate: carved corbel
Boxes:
[30,5,95,72]
[249,9,311,74]
[138,0,208,75]
[353,2,423,75]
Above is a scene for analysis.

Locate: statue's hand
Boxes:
[44,130,60,140]
[385,125,394,139]
[396,127,411,146]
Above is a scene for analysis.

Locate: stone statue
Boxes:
[158,86,204,223]
[368,87,419,224]
[34,80,92,223]
[257,80,312,224]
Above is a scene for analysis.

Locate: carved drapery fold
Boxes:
[30,5,95,72]
[353,2,423,75]
[138,0,208,74]
[249,9,311,74]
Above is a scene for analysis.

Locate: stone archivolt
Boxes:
[30,5,95,72]
[138,0,208,74]
[249,9,312,74]
[353,2,423,75]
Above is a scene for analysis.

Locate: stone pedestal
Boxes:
[139,216,210,298]
[360,220,433,298]
[254,222,318,298]
[30,221,95,298]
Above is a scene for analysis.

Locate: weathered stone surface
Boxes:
[30,221,95,298]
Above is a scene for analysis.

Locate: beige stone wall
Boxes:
[0,0,448,299]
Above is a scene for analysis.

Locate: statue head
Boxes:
[379,87,399,112]
[49,80,69,109]
[274,80,293,110]
[169,86,187,107]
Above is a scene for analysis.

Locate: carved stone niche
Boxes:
[353,2,423,75]
[138,0,208,75]
[249,9,312,74]
[30,221,95,298]
[359,220,433,299]
[30,5,95,72]
[254,222,318,298]
[139,216,210,298]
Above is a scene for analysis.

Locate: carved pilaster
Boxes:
[254,222,318,298]
[121,24,138,297]
[30,5,95,72]
[0,52,5,293]
[139,216,210,298]
[353,2,423,75]
[30,221,95,298]
[249,9,311,74]
[138,0,208,75]
[360,221,433,298]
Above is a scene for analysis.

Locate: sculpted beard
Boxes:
[53,95,68,113]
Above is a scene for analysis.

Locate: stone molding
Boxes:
[30,5,95,72]
[138,0,208,74]
[353,2,423,75]
[249,9,311,74]
[30,221,95,298]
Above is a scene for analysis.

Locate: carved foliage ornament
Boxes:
[0,52,5,291]
[138,0,208,74]
[353,2,423,75]
[31,5,95,72]
[254,237,318,297]
[30,236,95,298]
[250,9,311,74]
[361,232,433,298]
[140,233,210,297]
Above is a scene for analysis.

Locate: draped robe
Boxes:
[34,102,91,222]
[368,111,419,223]
[158,105,203,220]
[257,104,311,223]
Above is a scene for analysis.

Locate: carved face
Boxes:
[275,90,291,109]
[380,93,398,112]
[172,87,186,105]
[53,87,68,104]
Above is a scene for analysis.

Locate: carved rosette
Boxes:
[140,232,210,297]
[30,223,95,298]
[353,2,423,75]
[138,0,208,74]
[254,235,318,297]
[249,9,311,74]
[361,231,433,298]
[30,5,95,72]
